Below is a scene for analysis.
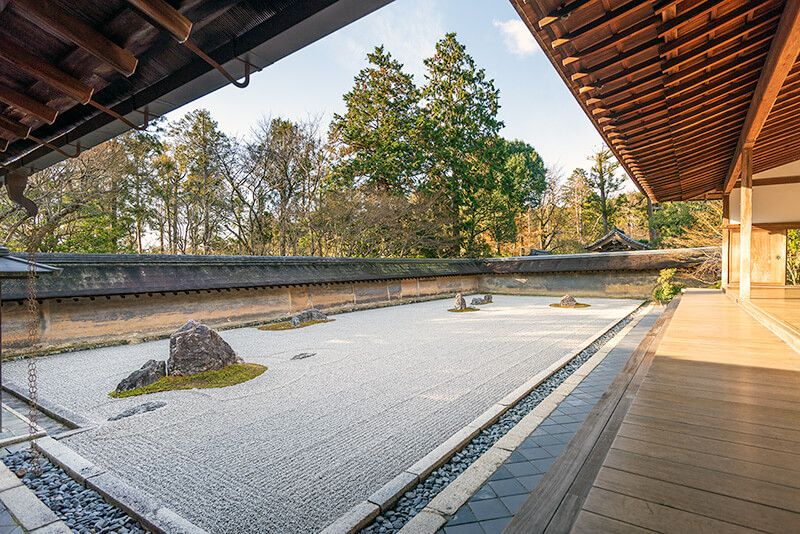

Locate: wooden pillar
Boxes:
[721,194,730,290]
[739,146,753,301]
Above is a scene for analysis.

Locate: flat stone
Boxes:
[367,472,418,511]
[0,484,60,531]
[154,507,209,534]
[0,464,22,492]
[34,437,105,484]
[109,401,167,421]
[406,426,479,478]
[396,509,446,534]
[467,403,507,431]
[319,501,379,534]
[425,447,511,516]
[85,472,160,529]
[29,521,73,533]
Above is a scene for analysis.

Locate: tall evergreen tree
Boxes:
[329,46,423,193]
[422,33,505,256]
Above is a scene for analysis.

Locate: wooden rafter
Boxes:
[724,0,800,192]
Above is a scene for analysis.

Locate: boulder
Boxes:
[291,308,328,327]
[560,294,577,308]
[168,320,242,376]
[115,359,166,393]
[470,294,493,306]
[453,293,467,310]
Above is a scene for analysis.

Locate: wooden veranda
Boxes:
[508,0,800,532]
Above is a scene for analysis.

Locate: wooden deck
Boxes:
[753,297,800,333]
[506,289,800,533]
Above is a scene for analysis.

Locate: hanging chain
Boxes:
[25,246,41,476]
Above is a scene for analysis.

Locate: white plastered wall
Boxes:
[729,159,800,225]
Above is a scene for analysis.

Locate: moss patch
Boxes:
[448,307,479,313]
[110,363,267,398]
[549,303,591,309]
[257,319,333,331]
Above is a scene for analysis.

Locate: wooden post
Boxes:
[739,146,753,301]
[721,194,729,290]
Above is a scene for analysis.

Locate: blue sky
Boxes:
[169,0,626,185]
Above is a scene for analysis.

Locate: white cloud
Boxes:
[493,19,538,57]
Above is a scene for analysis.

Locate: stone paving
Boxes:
[436,307,660,534]
[3,295,640,533]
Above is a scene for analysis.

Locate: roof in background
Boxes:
[0,0,392,176]
[584,227,649,252]
[512,0,800,202]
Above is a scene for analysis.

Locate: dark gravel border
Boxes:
[2,450,147,534]
[361,305,646,533]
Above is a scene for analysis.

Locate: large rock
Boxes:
[291,308,328,327]
[453,293,467,310]
[168,320,242,376]
[560,294,577,308]
[471,294,493,306]
[115,359,165,393]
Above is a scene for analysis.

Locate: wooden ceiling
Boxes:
[512,0,800,202]
[0,0,388,176]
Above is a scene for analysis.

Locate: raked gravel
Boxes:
[4,295,640,533]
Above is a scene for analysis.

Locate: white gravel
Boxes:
[5,295,640,533]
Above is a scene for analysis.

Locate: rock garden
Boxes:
[111,319,266,397]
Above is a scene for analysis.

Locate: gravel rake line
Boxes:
[359,306,645,534]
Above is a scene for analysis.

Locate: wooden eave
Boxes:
[0,0,391,175]
[513,0,800,202]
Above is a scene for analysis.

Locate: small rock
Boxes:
[108,401,167,421]
[559,294,577,308]
[115,359,165,393]
[453,293,466,310]
[470,294,493,306]
[290,308,327,327]
[168,320,241,376]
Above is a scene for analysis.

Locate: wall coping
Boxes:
[1,247,717,301]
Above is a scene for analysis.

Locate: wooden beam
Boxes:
[538,0,592,29]
[721,193,730,289]
[0,35,93,103]
[13,0,138,76]
[724,1,800,193]
[0,116,31,139]
[739,146,753,301]
[126,0,193,43]
[0,85,58,124]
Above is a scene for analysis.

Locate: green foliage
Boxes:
[788,229,800,285]
[329,46,424,193]
[110,363,266,398]
[652,268,683,303]
[585,148,623,234]
[258,319,333,331]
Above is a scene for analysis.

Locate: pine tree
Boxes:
[329,46,423,193]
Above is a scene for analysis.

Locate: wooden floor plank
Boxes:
[582,486,755,534]
[593,467,800,532]
[611,435,800,489]
[602,448,800,514]
[571,510,655,533]
[622,413,800,455]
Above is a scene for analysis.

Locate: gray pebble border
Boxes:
[360,307,642,534]
[3,450,147,534]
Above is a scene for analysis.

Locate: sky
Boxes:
[168,0,629,187]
